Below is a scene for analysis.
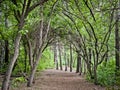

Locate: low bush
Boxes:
[97,59,115,86]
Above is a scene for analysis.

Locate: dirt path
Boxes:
[11,69,105,90]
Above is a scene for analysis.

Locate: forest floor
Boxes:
[10,68,106,90]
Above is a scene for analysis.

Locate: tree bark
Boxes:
[26,35,33,70]
[115,6,120,70]
[79,55,82,75]
[54,42,59,70]
[93,65,98,85]
[4,40,9,64]
[27,50,42,87]
[76,52,80,73]
[27,7,51,86]
[2,33,22,90]
[58,42,63,70]
[70,44,73,72]
[4,12,9,64]
[64,46,67,71]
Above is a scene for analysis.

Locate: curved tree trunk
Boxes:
[26,35,33,70]
[115,6,120,71]
[27,50,42,87]
[2,33,22,90]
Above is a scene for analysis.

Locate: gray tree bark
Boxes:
[2,33,22,90]
[70,44,73,72]
[58,42,63,70]
[54,42,59,70]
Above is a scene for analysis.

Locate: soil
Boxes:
[10,69,105,90]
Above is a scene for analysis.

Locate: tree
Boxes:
[70,43,73,72]
[2,0,49,90]
[58,42,63,70]
[115,0,120,71]
[54,42,59,70]
[60,0,117,84]
[64,45,67,71]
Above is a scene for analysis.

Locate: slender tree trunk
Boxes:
[4,40,9,64]
[27,7,44,86]
[93,65,98,85]
[27,50,42,87]
[67,56,70,67]
[115,6,120,70]
[26,35,33,70]
[76,52,80,73]
[2,33,22,90]
[64,46,67,71]
[54,43,58,70]
[84,60,87,74]
[104,45,108,67]
[4,13,9,64]
[93,50,98,84]
[59,43,63,70]
[70,43,73,72]
[88,48,92,66]
[79,55,82,75]
[27,7,51,86]
[27,20,51,87]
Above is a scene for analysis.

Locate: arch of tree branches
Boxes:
[0,0,120,90]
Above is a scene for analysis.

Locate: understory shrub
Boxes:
[97,59,115,86]
[11,77,27,87]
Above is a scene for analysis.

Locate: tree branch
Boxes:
[25,0,49,18]
[83,0,96,22]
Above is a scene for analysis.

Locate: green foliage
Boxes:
[116,70,120,87]
[0,63,8,74]
[12,45,30,75]
[97,60,115,86]
[18,30,28,35]
[37,47,55,71]
[11,77,26,87]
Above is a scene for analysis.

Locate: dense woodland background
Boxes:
[0,0,120,90]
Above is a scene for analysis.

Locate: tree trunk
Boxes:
[93,65,98,85]
[70,43,73,72]
[104,45,108,67]
[76,52,80,73]
[54,43,59,70]
[58,43,63,70]
[27,6,51,86]
[93,50,98,84]
[67,57,70,67]
[2,33,22,90]
[27,50,42,87]
[4,13,9,64]
[26,35,33,70]
[64,46,67,71]
[84,61,87,75]
[79,55,82,75]
[115,6,120,70]
[4,40,9,64]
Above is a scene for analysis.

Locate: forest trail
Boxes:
[12,69,105,90]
